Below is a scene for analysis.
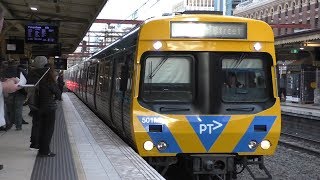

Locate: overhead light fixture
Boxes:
[299,47,304,50]
[303,42,320,47]
[30,5,39,11]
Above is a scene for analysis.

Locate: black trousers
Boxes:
[279,88,286,98]
[30,110,40,146]
[38,109,56,154]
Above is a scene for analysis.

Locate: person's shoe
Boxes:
[22,120,29,124]
[5,124,13,131]
[0,126,6,131]
[38,152,56,157]
[29,144,39,151]
[0,164,3,170]
[16,127,22,131]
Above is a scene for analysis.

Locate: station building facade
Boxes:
[234,0,320,104]
[233,0,319,36]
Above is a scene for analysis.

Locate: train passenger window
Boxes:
[222,57,269,102]
[141,56,193,102]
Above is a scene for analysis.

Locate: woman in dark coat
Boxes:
[28,56,61,157]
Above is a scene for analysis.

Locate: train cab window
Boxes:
[222,57,269,102]
[141,56,193,102]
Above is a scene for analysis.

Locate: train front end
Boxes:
[131,14,281,179]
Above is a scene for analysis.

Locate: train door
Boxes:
[121,52,135,142]
[83,62,90,103]
[111,55,126,136]
[103,60,115,126]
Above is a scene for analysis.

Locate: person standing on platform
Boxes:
[0,6,21,170]
[279,74,287,101]
[5,63,28,131]
[57,72,64,100]
[28,57,61,157]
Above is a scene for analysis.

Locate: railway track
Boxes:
[279,132,320,157]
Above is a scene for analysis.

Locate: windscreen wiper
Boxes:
[226,107,254,112]
[147,56,169,79]
[160,107,190,112]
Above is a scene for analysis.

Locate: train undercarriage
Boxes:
[146,154,272,180]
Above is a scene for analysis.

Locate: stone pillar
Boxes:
[314,68,320,104]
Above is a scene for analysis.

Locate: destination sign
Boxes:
[25,25,58,44]
[171,22,247,39]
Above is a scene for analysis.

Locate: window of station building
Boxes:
[271,8,274,20]
[316,0,319,9]
[292,2,296,14]
[278,5,282,18]
[285,4,289,16]
[299,0,303,13]
[307,0,310,11]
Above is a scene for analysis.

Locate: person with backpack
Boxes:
[27,56,61,157]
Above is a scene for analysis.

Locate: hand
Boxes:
[2,78,20,93]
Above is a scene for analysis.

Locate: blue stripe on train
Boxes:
[186,116,231,151]
[233,116,277,152]
[137,116,182,153]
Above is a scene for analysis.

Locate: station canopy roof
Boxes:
[0,0,108,56]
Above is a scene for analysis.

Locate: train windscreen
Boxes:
[141,56,193,102]
[222,57,269,102]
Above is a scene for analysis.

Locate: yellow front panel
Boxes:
[209,116,252,152]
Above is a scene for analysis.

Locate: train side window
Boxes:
[97,63,105,94]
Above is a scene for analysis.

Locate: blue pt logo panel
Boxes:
[186,116,231,151]
[137,116,182,153]
[233,116,276,152]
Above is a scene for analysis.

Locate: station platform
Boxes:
[281,102,320,119]
[0,93,164,180]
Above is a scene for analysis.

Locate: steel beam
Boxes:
[94,19,143,24]
[269,24,311,28]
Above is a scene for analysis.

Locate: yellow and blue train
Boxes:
[65,11,281,180]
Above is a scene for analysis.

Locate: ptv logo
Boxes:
[186,116,230,151]
[199,120,223,134]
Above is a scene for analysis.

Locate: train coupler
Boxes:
[243,156,272,180]
[179,154,235,180]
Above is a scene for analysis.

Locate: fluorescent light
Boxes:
[30,5,39,11]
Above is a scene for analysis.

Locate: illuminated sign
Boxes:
[171,22,247,39]
[25,25,59,44]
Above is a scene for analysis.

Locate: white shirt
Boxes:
[0,82,5,127]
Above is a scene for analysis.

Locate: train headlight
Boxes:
[156,141,168,151]
[143,141,154,151]
[253,42,262,51]
[260,140,271,150]
[248,140,258,150]
[153,41,163,50]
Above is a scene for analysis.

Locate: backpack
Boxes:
[27,87,40,111]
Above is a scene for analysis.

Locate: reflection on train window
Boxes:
[87,66,96,93]
[142,56,193,102]
[222,57,269,102]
